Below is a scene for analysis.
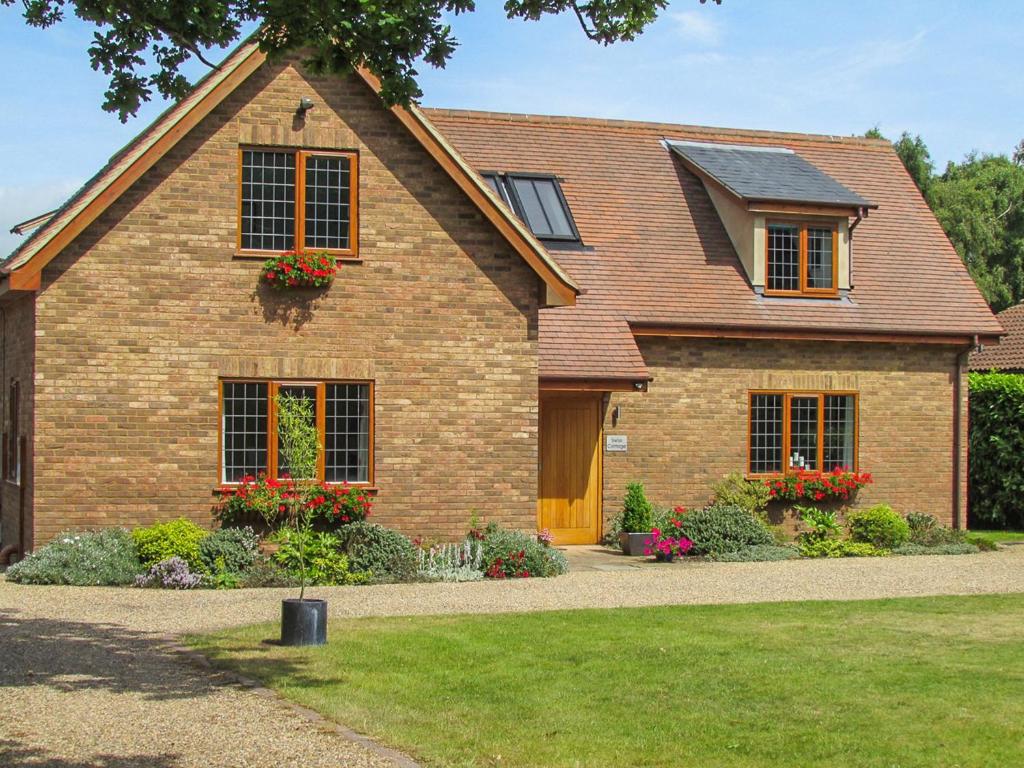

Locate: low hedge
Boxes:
[676,503,774,556]
[6,529,143,586]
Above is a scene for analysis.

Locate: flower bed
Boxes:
[261,250,337,290]
[216,474,372,530]
[764,468,872,502]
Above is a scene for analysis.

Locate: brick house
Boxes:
[970,302,1024,373]
[0,43,1002,555]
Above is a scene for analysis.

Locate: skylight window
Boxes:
[482,173,580,243]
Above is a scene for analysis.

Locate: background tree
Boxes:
[2,0,719,121]
[870,128,1024,312]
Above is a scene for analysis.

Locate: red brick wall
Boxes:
[0,293,35,553]
[29,60,541,546]
[602,338,964,530]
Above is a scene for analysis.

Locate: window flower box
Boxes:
[262,251,338,290]
[764,468,872,503]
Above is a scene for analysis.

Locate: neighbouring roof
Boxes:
[666,139,873,208]
[425,109,1003,379]
[9,210,58,236]
[970,302,1024,371]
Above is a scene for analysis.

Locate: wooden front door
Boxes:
[538,392,603,545]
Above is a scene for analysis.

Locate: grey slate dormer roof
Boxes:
[666,139,874,208]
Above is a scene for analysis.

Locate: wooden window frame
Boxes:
[218,379,374,486]
[764,220,839,297]
[747,390,858,477]
[237,147,360,260]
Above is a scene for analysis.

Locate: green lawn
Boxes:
[189,595,1024,768]
[969,530,1024,544]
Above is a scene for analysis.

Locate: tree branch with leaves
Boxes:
[2,0,720,121]
[275,392,321,600]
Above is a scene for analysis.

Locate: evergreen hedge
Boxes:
[969,372,1024,529]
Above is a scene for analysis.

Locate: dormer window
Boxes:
[482,173,580,243]
[766,221,838,297]
[665,139,875,299]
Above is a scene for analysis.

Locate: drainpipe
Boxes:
[848,207,866,290]
[0,306,7,560]
[952,335,978,530]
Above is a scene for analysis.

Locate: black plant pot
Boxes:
[655,551,676,563]
[280,598,327,646]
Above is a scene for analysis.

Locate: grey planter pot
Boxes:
[619,531,651,556]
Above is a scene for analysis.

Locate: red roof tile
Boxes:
[970,303,1024,371]
[425,109,1002,379]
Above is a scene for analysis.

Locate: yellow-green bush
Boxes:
[132,518,210,573]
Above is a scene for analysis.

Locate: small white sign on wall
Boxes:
[605,435,628,452]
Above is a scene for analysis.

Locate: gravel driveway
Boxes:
[2,547,1024,767]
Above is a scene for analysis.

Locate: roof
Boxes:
[667,140,873,208]
[425,109,1003,378]
[3,44,577,303]
[970,302,1024,371]
[3,41,265,275]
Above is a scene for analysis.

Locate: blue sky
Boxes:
[2,1,1022,255]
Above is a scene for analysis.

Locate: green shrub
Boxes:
[965,534,999,552]
[336,522,419,583]
[621,482,653,533]
[848,505,911,549]
[198,527,260,575]
[476,524,569,578]
[676,503,773,556]
[269,529,368,586]
[968,372,1024,529]
[711,472,771,519]
[132,518,210,573]
[800,539,888,558]
[796,505,843,544]
[905,512,965,546]
[893,542,980,556]
[6,529,143,586]
[709,545,799,562]
[238,558,299,588]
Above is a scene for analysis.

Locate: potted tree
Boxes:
[618,481,654,556]
[276,392,327,646]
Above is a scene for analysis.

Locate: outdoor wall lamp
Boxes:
[296,97,315,116]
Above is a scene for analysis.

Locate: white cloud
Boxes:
[671,10,722,47]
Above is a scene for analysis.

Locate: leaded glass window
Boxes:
[240,148,357,255]
[220,380,373,485]
[767,223,800,292]
[748,391,858,475]
[824,394,856,470]
[221,381,269,482]
[325,384,370,483]
[765,221,838,295]
[806,227,834,290]
[749,394,784,474]
[241,150,296,251]
[304,154,352,251]
[789,396,819,471]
